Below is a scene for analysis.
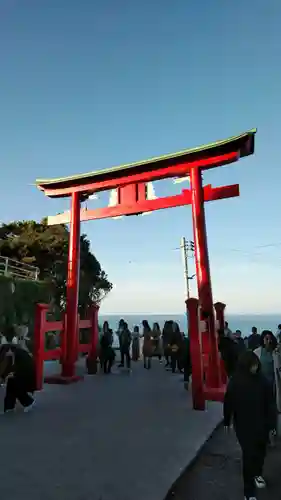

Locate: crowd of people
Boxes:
[221,323,281,500]
[98,318,192,383]
[0,318,192,415]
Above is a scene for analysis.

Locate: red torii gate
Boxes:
[36,129,256,407]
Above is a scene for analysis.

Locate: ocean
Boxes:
[99,313,281,337]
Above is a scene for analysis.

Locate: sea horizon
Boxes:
[99,312,281,337]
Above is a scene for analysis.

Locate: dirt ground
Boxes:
[165,421,281,500]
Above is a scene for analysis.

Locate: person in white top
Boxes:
[276,324,281,344]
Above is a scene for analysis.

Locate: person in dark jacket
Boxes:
[169,322,183,373]
[99,321,115,374]
[162,320,173,368]
[0,343,36,413]
[224,350,276,500]
[182,336,191,389]
[217,329,239,378]
[233,330,246,355]
[248,326,261,351]
[119,322,131,370]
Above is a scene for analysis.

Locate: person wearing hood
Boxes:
[224,350,276,500]
[0,343,36,413]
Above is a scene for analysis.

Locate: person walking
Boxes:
[224,350,276,500]
[0,343,36,413]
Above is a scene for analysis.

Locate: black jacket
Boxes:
[218,337,238,376]
[0,345,36,392]
[224,372,275,443]
[247,333,261,351]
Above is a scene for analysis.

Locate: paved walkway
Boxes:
[0,359,222,500]
[166,417,281,500]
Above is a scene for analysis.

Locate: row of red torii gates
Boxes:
[35,129,256,410]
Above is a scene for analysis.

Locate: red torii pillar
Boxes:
[190,166,220,388]
[62,191,81,379]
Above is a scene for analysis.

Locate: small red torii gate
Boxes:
[35,129,256,409]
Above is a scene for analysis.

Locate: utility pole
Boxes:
[180,237,195,300]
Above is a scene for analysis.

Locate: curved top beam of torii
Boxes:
[35,129,256,199]
[37,129,256,225]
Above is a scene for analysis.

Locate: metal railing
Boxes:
[0,255,39,281]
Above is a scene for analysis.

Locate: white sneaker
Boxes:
[245,497,257,500]
[24,400,36,413]
[254,476,266,488]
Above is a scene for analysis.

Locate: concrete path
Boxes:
[166,417,281,500]
[0,359,222,500]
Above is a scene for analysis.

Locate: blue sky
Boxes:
[0,0,280,314]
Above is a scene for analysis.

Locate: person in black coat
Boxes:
[247,326,261,351]
[99,322,115,374]
[0,343,36,413]
[224,350,276,499]
[217,329,239,378]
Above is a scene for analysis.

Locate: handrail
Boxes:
[0,255,39,281]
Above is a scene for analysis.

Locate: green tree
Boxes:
[0,219,112,314]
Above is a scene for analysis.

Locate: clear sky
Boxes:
[0,0,280,314]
